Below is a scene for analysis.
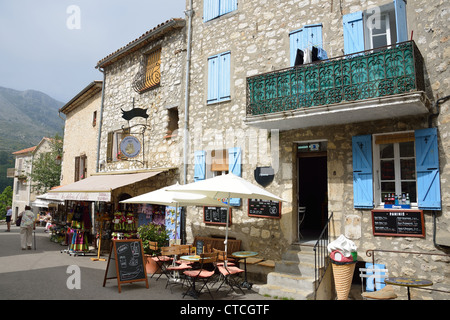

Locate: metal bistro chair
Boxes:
[216,263,245,295]
[162,246,192,293]
[149,241,172,281]
[182,252,219,299]
[359,263,397,300]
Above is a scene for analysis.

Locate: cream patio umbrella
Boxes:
[168,173,284,264]
[120,183,226,242]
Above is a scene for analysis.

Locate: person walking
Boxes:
[18,206,35,250]
[5,206,12,232]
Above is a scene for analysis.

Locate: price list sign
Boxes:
[372,210,425,237]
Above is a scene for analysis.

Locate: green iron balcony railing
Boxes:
[246,41,424,116]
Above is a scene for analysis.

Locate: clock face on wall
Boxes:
[120,135,141,158]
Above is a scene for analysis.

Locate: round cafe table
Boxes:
[385,277,433,300]
[231,251,258,289]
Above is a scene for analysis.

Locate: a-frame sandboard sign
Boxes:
[103,239,149,293]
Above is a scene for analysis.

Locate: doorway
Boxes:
[297,142,328,241]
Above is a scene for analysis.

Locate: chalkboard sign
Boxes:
[203,206,231,225]
[248,199,281,219]
[195,240,204,255]
[372,210,425,237]
[103,239,149,293]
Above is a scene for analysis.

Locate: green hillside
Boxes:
[0,86,65,192]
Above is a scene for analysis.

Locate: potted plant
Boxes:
[137,223,170,274]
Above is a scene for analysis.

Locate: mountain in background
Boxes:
[0,86,65,192]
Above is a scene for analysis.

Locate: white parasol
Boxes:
[168,173,284,264]
[120,183,226,241]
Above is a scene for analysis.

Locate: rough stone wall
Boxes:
[60,92,101,186]
[185,0,449,298]
[99,28,186,173]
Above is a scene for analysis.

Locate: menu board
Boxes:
[103,239,148,293]
[195,240,204,255]
[248,199,281,219]
[372,210,424,237]
[203,206,231,225]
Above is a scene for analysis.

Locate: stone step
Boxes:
[256,284,314,300]
[267,272,316,291]
[282,249,315,264]
[274,260,316,277]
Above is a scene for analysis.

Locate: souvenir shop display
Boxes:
[112,211,138,240]
[165,206,181,241]
[61,203,94,256]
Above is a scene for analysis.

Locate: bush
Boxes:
[137,223,170,255]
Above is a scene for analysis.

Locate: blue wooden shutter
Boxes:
[207,55,219,103]
[218,51,231,101]
[303,24,323,49]
[394,0,408,42]
[220,0,237,16]
[228,147,241,206]
[365,263,386,292]
[415,128,441,210]
[289,28,304,66]
[352,135,374,209]
[208,52,230,104]
[204,0,219,22]
[194,150,206,182]
[343,11,364,54]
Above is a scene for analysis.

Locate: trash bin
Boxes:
[331,260,356,300]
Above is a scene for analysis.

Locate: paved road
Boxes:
[0,224,272,302]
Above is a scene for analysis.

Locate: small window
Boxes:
[165,107,179,138]
[133,48,161,93]
[211,149,228,173]
[373,132,417,206]
[74,155,87,182]
[106,128,130,162]
[343,0,408,54]
[92,111,97,127]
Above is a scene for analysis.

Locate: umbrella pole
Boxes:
[224,196,230,268]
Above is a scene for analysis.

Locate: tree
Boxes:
[0,186,12,219]
[28,134,63,194]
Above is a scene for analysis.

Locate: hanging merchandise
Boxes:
[112,211,137,239]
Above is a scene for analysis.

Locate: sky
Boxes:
[0,0,186,103]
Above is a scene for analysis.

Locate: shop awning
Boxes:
[48,170,165,202]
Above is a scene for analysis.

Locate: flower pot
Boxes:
[145,254,161,275]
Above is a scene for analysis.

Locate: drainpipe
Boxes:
[183,0,193,185]
[427,94,450,250]
[96,68,106,173]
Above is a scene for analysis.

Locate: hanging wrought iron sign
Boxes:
[120,135,141,158]
[121,107,149,121]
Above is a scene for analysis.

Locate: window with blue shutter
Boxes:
[289,24,323,66]
[207,51,231,104]
[343,1,408,52]
[343,11,364,54]
[204,0,237,22]
[194,150,206,182]
[352,135,374,209]
[415,128,441,210]
[228,147,241,206]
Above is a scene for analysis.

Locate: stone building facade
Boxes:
[94,19,186,201]
[59,81,103,186]
[183,0,449,299]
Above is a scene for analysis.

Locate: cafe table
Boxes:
[231,251,258,289]
[385,277,433,300]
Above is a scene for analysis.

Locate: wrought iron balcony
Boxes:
[245,41,429,130]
